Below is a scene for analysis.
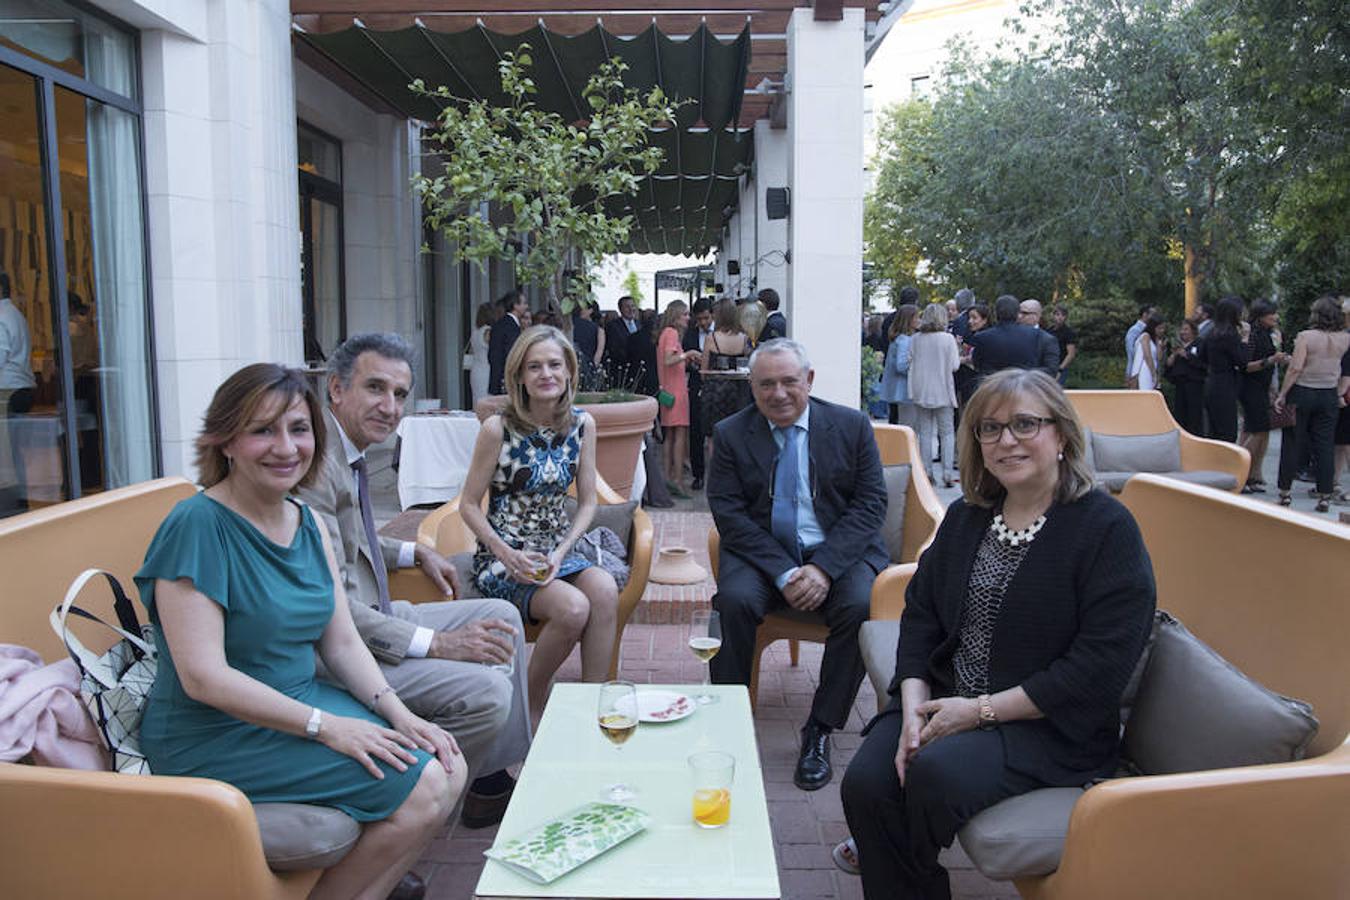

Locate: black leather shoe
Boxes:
[691,477,705,491]
[460,777,515,829]
[386,872,426,900]
[794,721,832,791]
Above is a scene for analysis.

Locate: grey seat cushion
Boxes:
[563,497,638,548]
[1090,430,1181,474]
[881,465,911,563]
[254,803,360,871]
[1123,611,1319,774]
[860,619,900,711]
[1093,471,1136,493]
[958,787,1083,879]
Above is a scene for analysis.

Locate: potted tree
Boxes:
[414,51,677,495]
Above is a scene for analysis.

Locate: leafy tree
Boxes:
[413,49,677,312]
[620,270,645,306]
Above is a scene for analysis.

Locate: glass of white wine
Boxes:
[689,608,722,705]
[596,680,638,803]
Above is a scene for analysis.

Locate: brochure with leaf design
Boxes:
[484,802,652,884]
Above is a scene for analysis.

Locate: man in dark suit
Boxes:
[758,288,787,341]
[968,294,1058,382]
[684,298,713,489]
[487,289,527,394]
[707,339,888,791]
[1017,298,1063,377]
[603,295,639,386]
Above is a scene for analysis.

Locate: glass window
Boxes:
[0,0,137,99]
[297,123,341,182]
[56,85,154,491]
[0,62,71,512]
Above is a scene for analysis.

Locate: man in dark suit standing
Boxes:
[603,295,639,386]
[968,294,1058,382]
[758,288,787,341]
[707,339,888,792]
[684,298,713,489]
[487,288,527,394]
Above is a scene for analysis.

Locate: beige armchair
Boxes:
[707,423,944,707]
[1066,389,1249,494]
[0,478,328,900]
[390,473,653,681]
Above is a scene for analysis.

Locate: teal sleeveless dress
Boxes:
[135,492,430,821]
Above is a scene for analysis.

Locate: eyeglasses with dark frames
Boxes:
[974,415,1057,444]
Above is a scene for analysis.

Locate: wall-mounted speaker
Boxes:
[727,260,740,275]
[765,187,789,220]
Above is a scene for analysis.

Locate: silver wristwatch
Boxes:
[305,706,323,739]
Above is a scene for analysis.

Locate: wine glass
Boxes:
[596,680,638,803]
[689,608,722,705]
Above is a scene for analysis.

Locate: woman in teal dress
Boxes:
[461,325,620,721]
[136,363,463,900]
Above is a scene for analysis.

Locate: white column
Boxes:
[752,119,789,302]
[786,8,865,407]
[140,0,302,477]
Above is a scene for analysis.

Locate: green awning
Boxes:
[295,21,753,255]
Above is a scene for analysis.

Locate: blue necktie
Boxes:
[771,426,802,564]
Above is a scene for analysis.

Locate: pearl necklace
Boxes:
[991,513,1047,547]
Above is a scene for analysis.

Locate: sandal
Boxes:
[1241,482,1258,494]
[832,838,861,876]
[1315,497,1330,513]
[1278,491,1292,507]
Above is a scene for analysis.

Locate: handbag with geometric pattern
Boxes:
[49,569,157,775]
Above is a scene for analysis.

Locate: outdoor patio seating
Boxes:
[1066,389,1249,494]
[858,474,1350,898]
[401,473,654,680]
[0,477,343,900]
[707,423,944,707]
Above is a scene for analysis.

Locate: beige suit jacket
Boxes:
[298,409,417,663]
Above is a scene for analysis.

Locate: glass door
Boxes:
[298,122,344,365]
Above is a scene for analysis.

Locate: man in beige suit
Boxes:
[300,333,531,836]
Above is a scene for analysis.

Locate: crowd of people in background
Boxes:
[1124,292,1350,512]
[862,285,1350,511]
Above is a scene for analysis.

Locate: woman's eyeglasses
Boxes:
[974,415,1057,444]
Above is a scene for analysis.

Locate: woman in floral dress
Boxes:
[460,325,620,719]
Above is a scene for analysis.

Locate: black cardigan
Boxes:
[887,490,1156,784]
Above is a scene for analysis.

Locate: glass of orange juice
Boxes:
[688,751,734,828]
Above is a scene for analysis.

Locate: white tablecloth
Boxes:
[396,412,649,510]
[395,413,482,510]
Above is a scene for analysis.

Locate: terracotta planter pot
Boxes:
[473,394,656,498]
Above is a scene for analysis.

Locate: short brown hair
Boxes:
[501,325,579,434]
[957,369,1094,508]
[195,364,326,489]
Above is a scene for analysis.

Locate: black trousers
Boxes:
[709,549,874,729]
[841,714,1042,900]
[1171,380,1205,436]
[1277,385,1338,493]
[688,375,705,479]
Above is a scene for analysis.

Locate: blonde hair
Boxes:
[501,325,579,434]
[957,369,1094,508]
[918,303,948,333]
[660,299,689,334]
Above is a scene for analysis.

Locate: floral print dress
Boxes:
[472,410,593,621]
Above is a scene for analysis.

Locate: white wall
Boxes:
[138,0,302,477]
[752,120,789,302]
[786,8,865,407]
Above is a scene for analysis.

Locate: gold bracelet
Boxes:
[370,685,396,710]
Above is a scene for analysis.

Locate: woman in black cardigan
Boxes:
[836,369,1156,899]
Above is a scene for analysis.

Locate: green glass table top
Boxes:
[475,684,780,899]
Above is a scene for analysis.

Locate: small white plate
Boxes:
[619,690,696,723]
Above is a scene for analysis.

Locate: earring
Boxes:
[1057,450,1064,461]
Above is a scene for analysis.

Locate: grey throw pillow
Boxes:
[255,803,359,871]
[881,464,911,563]
[448,551,482,598]
[1122,612,1318,775]
[1090,431,1181,474]
[563,497,638,549]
